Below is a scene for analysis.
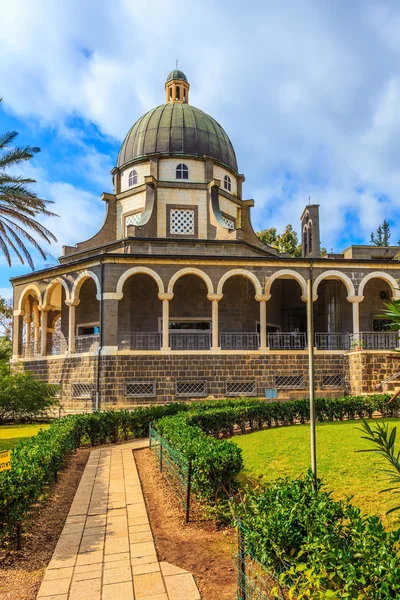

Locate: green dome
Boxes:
[166,69,188,83]
[117,103,238,172]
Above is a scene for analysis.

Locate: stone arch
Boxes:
[167,268,214,295]
[17,284,42,312]
[265,269,308,300]
[71,270,101,304]
[116,267,165,297]
[217,269,262,296]
[312,270,355,300]
[43,277,71,307]
[358,272,400,299]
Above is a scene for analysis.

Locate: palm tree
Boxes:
[0,99,57,269]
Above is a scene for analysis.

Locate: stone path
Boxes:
[36,440,201,600]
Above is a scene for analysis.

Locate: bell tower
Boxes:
[165,69,190,104]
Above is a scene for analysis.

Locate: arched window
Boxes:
[176,86,180,100]
[303,228,308,256]
[308,225,313,254]
[128,170,138,187]
[176,164,189,179]
[224,175,231,192]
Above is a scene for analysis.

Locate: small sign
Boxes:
[0,450,11,473]
[265,388,278,400]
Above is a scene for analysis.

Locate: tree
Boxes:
[257,224,302,257]
[0,99,57,269]
[357,419,400,514]
[371,219,391,246]
[0,296,12,339]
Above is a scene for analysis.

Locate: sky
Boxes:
[1,0,400,299]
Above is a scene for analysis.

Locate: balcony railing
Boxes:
[268,332,307,350]
[220,332,260,350]
[169,331,211,350]
[47,336,68,356]
[74,334,100,353]
[21,340,40,358]
[118,332,162,351]
[349,331,400,351]
[315,332,350,350]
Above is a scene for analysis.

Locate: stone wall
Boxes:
[16,352,347,409]
[347,351,400,394]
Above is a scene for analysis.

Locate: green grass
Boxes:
[0,423,50,452]
[232,419,400,528]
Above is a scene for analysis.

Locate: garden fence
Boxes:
[236,521,288,600]
[149,423,192,523]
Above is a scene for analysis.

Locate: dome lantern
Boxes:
[165,69,189,104]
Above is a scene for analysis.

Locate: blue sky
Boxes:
[1,0,400,298]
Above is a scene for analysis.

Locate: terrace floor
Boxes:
[36,440,200,600]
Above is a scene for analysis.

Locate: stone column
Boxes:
[158,293,173,351]
[101,294,121,354]
[39,307,49,356]
[24,316,31,345]
[255,294,271,350]
[348,295,364,335]
[208,293,223,350]
[12,310,24,359]
[66,301,77,353]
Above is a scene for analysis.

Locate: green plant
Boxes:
[357,419,400,514]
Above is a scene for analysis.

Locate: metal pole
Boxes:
[185,460,192,524]
[307,269,317,490]
[237,522,246,600]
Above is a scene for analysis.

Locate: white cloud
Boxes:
[2,0,400,253]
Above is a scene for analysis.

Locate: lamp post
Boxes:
[307,267,317,490]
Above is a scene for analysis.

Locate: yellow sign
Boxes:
[0,450,11,473]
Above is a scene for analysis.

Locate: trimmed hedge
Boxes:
[155,413,243,501]
[0,403,187,546]
[234,474,400,599]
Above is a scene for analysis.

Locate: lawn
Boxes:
[232,419,400,528]
[0,423,50,451]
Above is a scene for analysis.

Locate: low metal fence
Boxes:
[149,424,192,523]
[236,521,288,600]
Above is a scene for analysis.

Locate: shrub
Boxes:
[0,365,59,424]
[234,473,400,599]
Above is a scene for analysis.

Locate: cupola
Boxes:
[165,69,189,104]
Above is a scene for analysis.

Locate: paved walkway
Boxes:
[36,440,201,600]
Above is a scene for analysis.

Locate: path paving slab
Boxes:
[36,439,201,599]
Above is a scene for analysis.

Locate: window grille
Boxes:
[125,381,156,397]
[222,215,235,229]
[321,374,345,388]
[274,375,305,389]
[128,169,138,186]
[125,212,142,228]
[226,381,256,396]
[176,163,189,179]
[175,380,207,397]
[71,383,93,398]
[224,175,231,191]
[170,208,195,235]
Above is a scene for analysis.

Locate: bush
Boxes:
[0,365,59,424]
[156,413,243,502]
[234,473,400,599]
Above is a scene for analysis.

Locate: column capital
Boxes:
[23,316,32,324]
[96,292,123,301]
[14,309,25,317]
[37,304,51,312]
[65,299,80,307]
[158,293,174,301]
[255,294,271,302]
[207,293,223,302]
[347,295,364,303]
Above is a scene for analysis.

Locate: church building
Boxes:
[10,70,400,408]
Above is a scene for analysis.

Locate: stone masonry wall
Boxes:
[16,352,347,409]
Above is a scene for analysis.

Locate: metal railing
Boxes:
[268,332,307,350]
[315,332,350,350]
[169,331,211,350]
[349,331,400,351]
[21,340,41,358]
[375,371,400,390]
[47,336,68,356]
[220,332,260,350]
[74,334,100,353]
[149,424,192,523]
[118,332,161,351]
